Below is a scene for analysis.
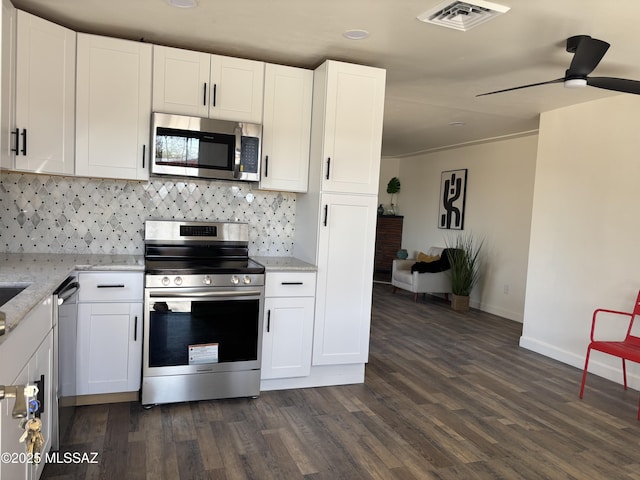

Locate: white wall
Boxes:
[521,94,640,388]
[391,134,538,321]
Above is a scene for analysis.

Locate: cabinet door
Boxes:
[75,34,151,180]
[152,45,209,118]
[1,0,16,170]
[14,10,75,175]
[259,64,312,192]
[0,329,52,480]
[0,364,29,480]
[29,330,53,480]
[209,54,264,123]
[318,61,385,195]
[313,193,378,365]
[261,296,314,379]
[77,302,142,395]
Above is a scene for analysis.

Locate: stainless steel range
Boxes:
[142,220,265,406]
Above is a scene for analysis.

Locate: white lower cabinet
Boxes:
[0,297,53,480]
[261,271,315,380]
[76,302,142,395]
[0,363,29,480]
[76,272,143,395]
[312,193,378,366]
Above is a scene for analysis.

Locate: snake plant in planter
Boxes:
[445,233,484,311]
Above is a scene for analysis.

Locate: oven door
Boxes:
[143,286,264,377]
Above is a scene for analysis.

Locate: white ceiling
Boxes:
[11,0,640,157]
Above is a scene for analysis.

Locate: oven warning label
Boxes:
[188,343,219,364]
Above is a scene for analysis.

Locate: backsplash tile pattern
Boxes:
[0,172,295,255]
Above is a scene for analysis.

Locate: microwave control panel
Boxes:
[240,137,260,174]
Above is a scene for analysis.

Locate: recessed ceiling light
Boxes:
[168,0,197,8]
[343,29,370,40]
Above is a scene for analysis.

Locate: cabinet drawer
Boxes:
[265,272,316,297]
[78,272,143,302]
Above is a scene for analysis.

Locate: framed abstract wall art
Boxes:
[438,169,467,230]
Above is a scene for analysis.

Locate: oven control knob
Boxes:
[203,275,212,285]
[174,276,183,286]
[243,275,252,285]
[162,276,170,286]
[231,275,239,285]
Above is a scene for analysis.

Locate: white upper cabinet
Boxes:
[75,33,152,180]
[259,63,312,192]
[10,10,75,175]
[210,54,264,123]
[314,61,386,195]
[152,45,208,118]
[153,45,264,123]
[1,0,16,171]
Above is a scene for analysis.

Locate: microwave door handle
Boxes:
[233,126,242,179]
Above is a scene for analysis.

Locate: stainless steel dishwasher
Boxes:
[51,275,79,451]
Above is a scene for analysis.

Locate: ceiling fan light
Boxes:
[564,78,587,89]
[343,29,369,40]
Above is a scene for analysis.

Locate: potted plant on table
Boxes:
[386,177,401,215]
[446,233,484,312]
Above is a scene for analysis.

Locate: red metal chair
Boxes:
[580,290,640,419]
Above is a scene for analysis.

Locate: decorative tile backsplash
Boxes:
[0,172,296,256]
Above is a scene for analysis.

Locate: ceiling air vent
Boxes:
[417,0,510,31]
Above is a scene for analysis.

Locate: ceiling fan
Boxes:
[477,35,640,97]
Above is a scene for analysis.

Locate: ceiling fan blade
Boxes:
[566,36,610,78]
[587,77,640,95]
[476,78,564,97]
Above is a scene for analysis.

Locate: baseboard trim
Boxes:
[519,335,640,390]
[71,391,139,406]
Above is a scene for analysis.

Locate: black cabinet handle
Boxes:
[20,129,27,156]
[11,128,19,155]
[34,374,45,418]
[97,284,125,288]
[203,83,207,106]
[134,316,138,341]
[142,144,146,168]
[212,84,217,107]
[264,155,269,177]
[323,205,328,226]
[266,310,271,332]
[281,282,303,285]
[326,157,331,180]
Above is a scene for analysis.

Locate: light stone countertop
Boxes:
[251,256,317,272]
[0,253,144,343]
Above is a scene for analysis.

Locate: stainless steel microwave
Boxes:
[151,113,261,182]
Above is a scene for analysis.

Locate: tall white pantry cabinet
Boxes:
[295,60,386,381]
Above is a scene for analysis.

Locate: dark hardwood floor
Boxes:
[42,284,640,479]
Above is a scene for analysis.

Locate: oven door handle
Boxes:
[149,289,263,298]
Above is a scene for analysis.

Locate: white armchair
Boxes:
[391,246,451,301]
